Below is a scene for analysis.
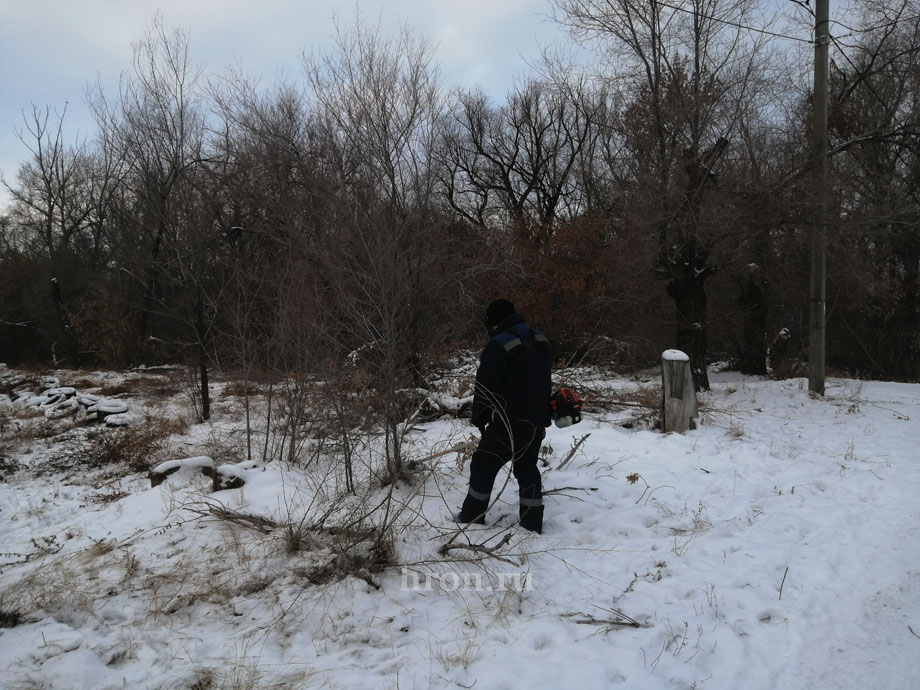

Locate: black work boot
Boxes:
[455,511,485,526]
[519,504,543,534]
[457,494,488,525]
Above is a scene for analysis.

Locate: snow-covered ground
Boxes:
[1,364,918,689]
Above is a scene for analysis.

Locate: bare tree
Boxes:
[85,15,228,413]
[553,0,772,389]
[440,79,601,234]
[90,15,207,352]
[823,0,920,378]
[3,105,100,365]
[302,16,453,480]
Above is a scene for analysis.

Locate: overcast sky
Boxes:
[0,0,567,205]
[0,0,828,209]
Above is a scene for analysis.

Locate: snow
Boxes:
[86,400,129,415]
[150,456,215,475]
[1,368,919,689]
[662,349,689,362]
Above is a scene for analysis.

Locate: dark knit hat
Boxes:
[485,299,516,328]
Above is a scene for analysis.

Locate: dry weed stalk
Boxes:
[183,499,280,534]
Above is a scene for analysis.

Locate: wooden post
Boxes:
[809,0,830,396]
[662,349,698,433]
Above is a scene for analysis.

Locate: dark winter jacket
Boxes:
[471,314,553,431]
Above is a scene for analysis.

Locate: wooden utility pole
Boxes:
[809,0,830,395]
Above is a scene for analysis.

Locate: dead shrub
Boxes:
[198,496,397,589]
[622,385,662,409]
[0,592,25,627]
[96,375,181,399]
[68,376,103,390]
[0,454,23,481]
[303,525,395,589]
[189,669,217,690]
[95,381,133,397]
[0,608,22,628]
[15,415,66,441]
[137,376,184,398]
[84,415,173,473]
[221,381,263,399]
[89,489,131,504]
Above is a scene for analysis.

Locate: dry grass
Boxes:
[220,381,263,399]
[83,415,174,474]
[97,375,183,398]
[1,554,97,625]
[94,381,134,397]
[88,489,132,504]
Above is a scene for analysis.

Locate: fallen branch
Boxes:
[557,433,591,470]
[408,439,479,470]
[542,486,598,501]
[565,607,645,629]
[573,618,641,629]
[543,486,598,494]
[438,533,517,565]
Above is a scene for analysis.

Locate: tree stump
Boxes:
[661,349,698,433]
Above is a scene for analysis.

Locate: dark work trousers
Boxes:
[459,422,545,533]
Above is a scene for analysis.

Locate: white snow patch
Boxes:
[0,369,918,689]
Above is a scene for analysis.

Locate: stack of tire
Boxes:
[7,372,132,427]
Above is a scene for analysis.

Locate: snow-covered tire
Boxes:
[88,400,129,422]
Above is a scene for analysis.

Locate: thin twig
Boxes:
[779,566,789,600]
[573,618,642,629]
[865,402,910,421]
[543,486,598,495]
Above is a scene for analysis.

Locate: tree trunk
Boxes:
[735,265,768,375]
[50,277,81,367]
[195,286,210,421]
[666,275,710,391]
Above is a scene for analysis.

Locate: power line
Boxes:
[789,0,920,35]
[654,0,814,44]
